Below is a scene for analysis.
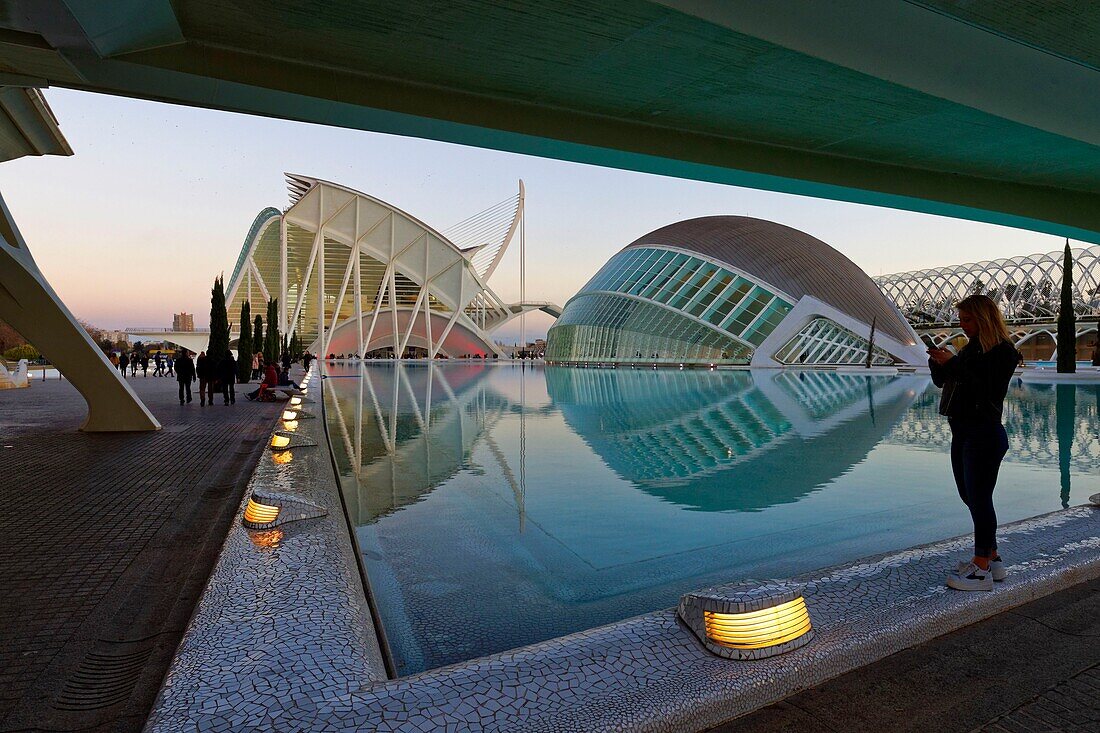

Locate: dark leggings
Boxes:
[949,418,1008,558]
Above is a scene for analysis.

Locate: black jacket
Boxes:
[175,355,195,382]
[196,354,213,380]
[930,339,1019,421]
[219,354,236,382]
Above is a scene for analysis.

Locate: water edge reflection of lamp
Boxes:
[679,583,813,660]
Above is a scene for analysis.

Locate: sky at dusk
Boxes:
[0,88,1074,342]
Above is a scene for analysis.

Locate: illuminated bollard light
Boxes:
[283,408,315,421]
[242,490,327,530]
[678,582,813,660]
[269,432,316,452]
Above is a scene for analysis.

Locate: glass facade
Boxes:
[774,317,893,366]
[546,247,792,364]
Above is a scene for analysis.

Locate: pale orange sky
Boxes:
[0,89,1069,342]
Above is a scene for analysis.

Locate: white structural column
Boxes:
[0,192,160,431]
[279,214,288,332]
[354,203,363,359]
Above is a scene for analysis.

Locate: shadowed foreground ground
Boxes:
[0,373,282,732]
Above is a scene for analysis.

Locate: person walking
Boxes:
[175,350,195,405]
[130,352,138,376]
[928,294,1021,592]
[196,351,215,407]
[251,351,261,381]
[166,352,175,378]
[118,351,129,377]
[220,350,237,405]
[110,352,120,370]
[141,354,149,377]
[302,352,312,372]
[153,352,163,377]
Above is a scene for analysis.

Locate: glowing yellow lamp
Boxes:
[282,410,298,421]
[270,434,292,450]
[282,420,299,431]
[243,497,280,525]
[241,490,327,530]
[290,397,302,407]
[679,584,813,660]
[272,450,293,465]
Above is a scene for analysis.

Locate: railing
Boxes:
[125,327,211,333]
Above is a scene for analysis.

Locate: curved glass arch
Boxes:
[547,247,792,364]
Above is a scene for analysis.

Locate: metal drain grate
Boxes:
[54,646,152,711]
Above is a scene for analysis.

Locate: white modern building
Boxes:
[224,175,560,361]
[546,216,925,367]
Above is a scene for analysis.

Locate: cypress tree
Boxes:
[1057,240,1076,373]
[264,298,280,365]
[236,300,252,383]
[252,314,264,362]
[207,276,230,367]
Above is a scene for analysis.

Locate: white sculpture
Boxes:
[0,358,29,389]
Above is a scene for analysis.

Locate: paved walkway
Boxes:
[712,576,1100,733]
[0,372,282,732]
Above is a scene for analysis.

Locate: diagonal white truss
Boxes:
[224,175,562,367]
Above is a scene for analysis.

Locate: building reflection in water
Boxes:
[545,367,919,512]
[327,363,922,526]
[321,364,1099,676]
[885,381,1100,507]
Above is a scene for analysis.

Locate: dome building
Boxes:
[546,216,924,367]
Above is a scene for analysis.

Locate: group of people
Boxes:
[109,350,177,378]
[171,350,238,406]
[171,349,307,406]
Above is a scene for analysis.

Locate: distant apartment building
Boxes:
[173,312,194,331]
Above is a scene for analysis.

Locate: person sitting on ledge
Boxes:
[277,367,300,390]
[247,361,282,401]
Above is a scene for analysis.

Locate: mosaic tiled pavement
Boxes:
[0,371,282,732]
[146,365,1100,733]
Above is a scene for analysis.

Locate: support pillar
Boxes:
[0,192,160,431]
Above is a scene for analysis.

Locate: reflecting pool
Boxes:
[323,364,1100,675]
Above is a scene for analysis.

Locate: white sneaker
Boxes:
[990,558,1006,582]
[956,558,1006,583]
[947,562,993,591]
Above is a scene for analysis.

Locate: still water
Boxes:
[323,363,1100,676]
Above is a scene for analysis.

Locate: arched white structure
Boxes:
[224,176,560,361]
[876,244,1100,326]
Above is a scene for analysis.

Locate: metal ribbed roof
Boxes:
[623,216,914,345]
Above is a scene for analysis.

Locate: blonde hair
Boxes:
[956,294,1011,352]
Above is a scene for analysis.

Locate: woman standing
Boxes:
[928,294,1021,591]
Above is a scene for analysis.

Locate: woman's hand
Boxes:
[927,347,953,366]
